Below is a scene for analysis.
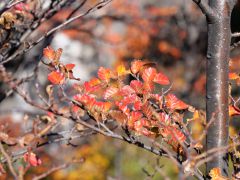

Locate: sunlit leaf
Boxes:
[130,60,144,74]
[130,80,143,94]
[165,93,189,110]
[229,72,239,80]
[209,168,228,180]
[47,71,65,85]
[43,46,55,61]
[98,67,111,82]
[116,64,129,76]
[103,87,118,100]
[153,72,170,85]
[120,85,135,96]
[229,105,240,116]
[142,67,157,82]
[109,110,127,124]
[65,63,75,71]
[142,102,153,119]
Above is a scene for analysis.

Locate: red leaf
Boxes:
[161,127,186,144]
[130,111,143,122]
[65,63,75,71]
[142,67,157,82]
[74,94,96,105]
[130,80,143,94]
[103,87,118,100]
[153,72,170,85]
[47,71,65,85]
[142,102,153,119]
[120,85,135,96]
[143,81,154,92]
[94,101,112,112]
[43,46,55,61]
[165,94,189,110]
[133,118,152,136]
[88,78,101,86]
[23,152,42,167]
[130,60,144,74]
[98,67,111,82]
[158,112,170,124]
[84,82,101,93]
[133,101,142,110]
[128,111,143,129]
[121,94,139,105]
[115,102,130,116]
[229,72,239,80]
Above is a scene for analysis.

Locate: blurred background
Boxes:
[1,0,240,179]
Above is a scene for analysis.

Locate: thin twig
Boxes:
[0,142,18,179]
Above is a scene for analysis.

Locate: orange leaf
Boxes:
[65,63,75,71]
[83,82,101,93]
[153,72,170,85]
[103,87,118,100]
[120,85,135,96]
[43,46,55,61]
[130,80,143,94]
[54,48,63,62]
[229,105,240,116]
[142,67,157,82]
[47,71,65,85]
[142,102,153,119]
[88,78,101,86]
[165,94,189,110]
[209,168,228,180]
[98,67,111,82]
[229,72,239,80]
[130,60,144,74]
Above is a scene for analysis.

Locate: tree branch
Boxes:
[191,0,215,21]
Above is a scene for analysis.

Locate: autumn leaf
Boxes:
[103,87,118,100]
[47,71,65,85]
[23,152,42,167]
[142,102,153,119]
[209,168,228,180]
[130,80,143,94]
[94,101,112,112]
[84,82,101,94]
[116,64,129,76]
[88,78,101,86]
[115,101,130,116]
[142,67,157,82]
[153,72,170,85]
[54,48,63,62]
[98,67,111,82]
[229,105,240,116]
[165,93,189,110]
[43,46,55,61]
[229,72,239,80]
[130,60,144,74]
[43,46,63,64]
[120,85,135,96]
[65,63,75,71]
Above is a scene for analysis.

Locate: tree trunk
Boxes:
[206,0,234,177]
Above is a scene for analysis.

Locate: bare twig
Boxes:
[32,158,84,180]
[0,142,18,179]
